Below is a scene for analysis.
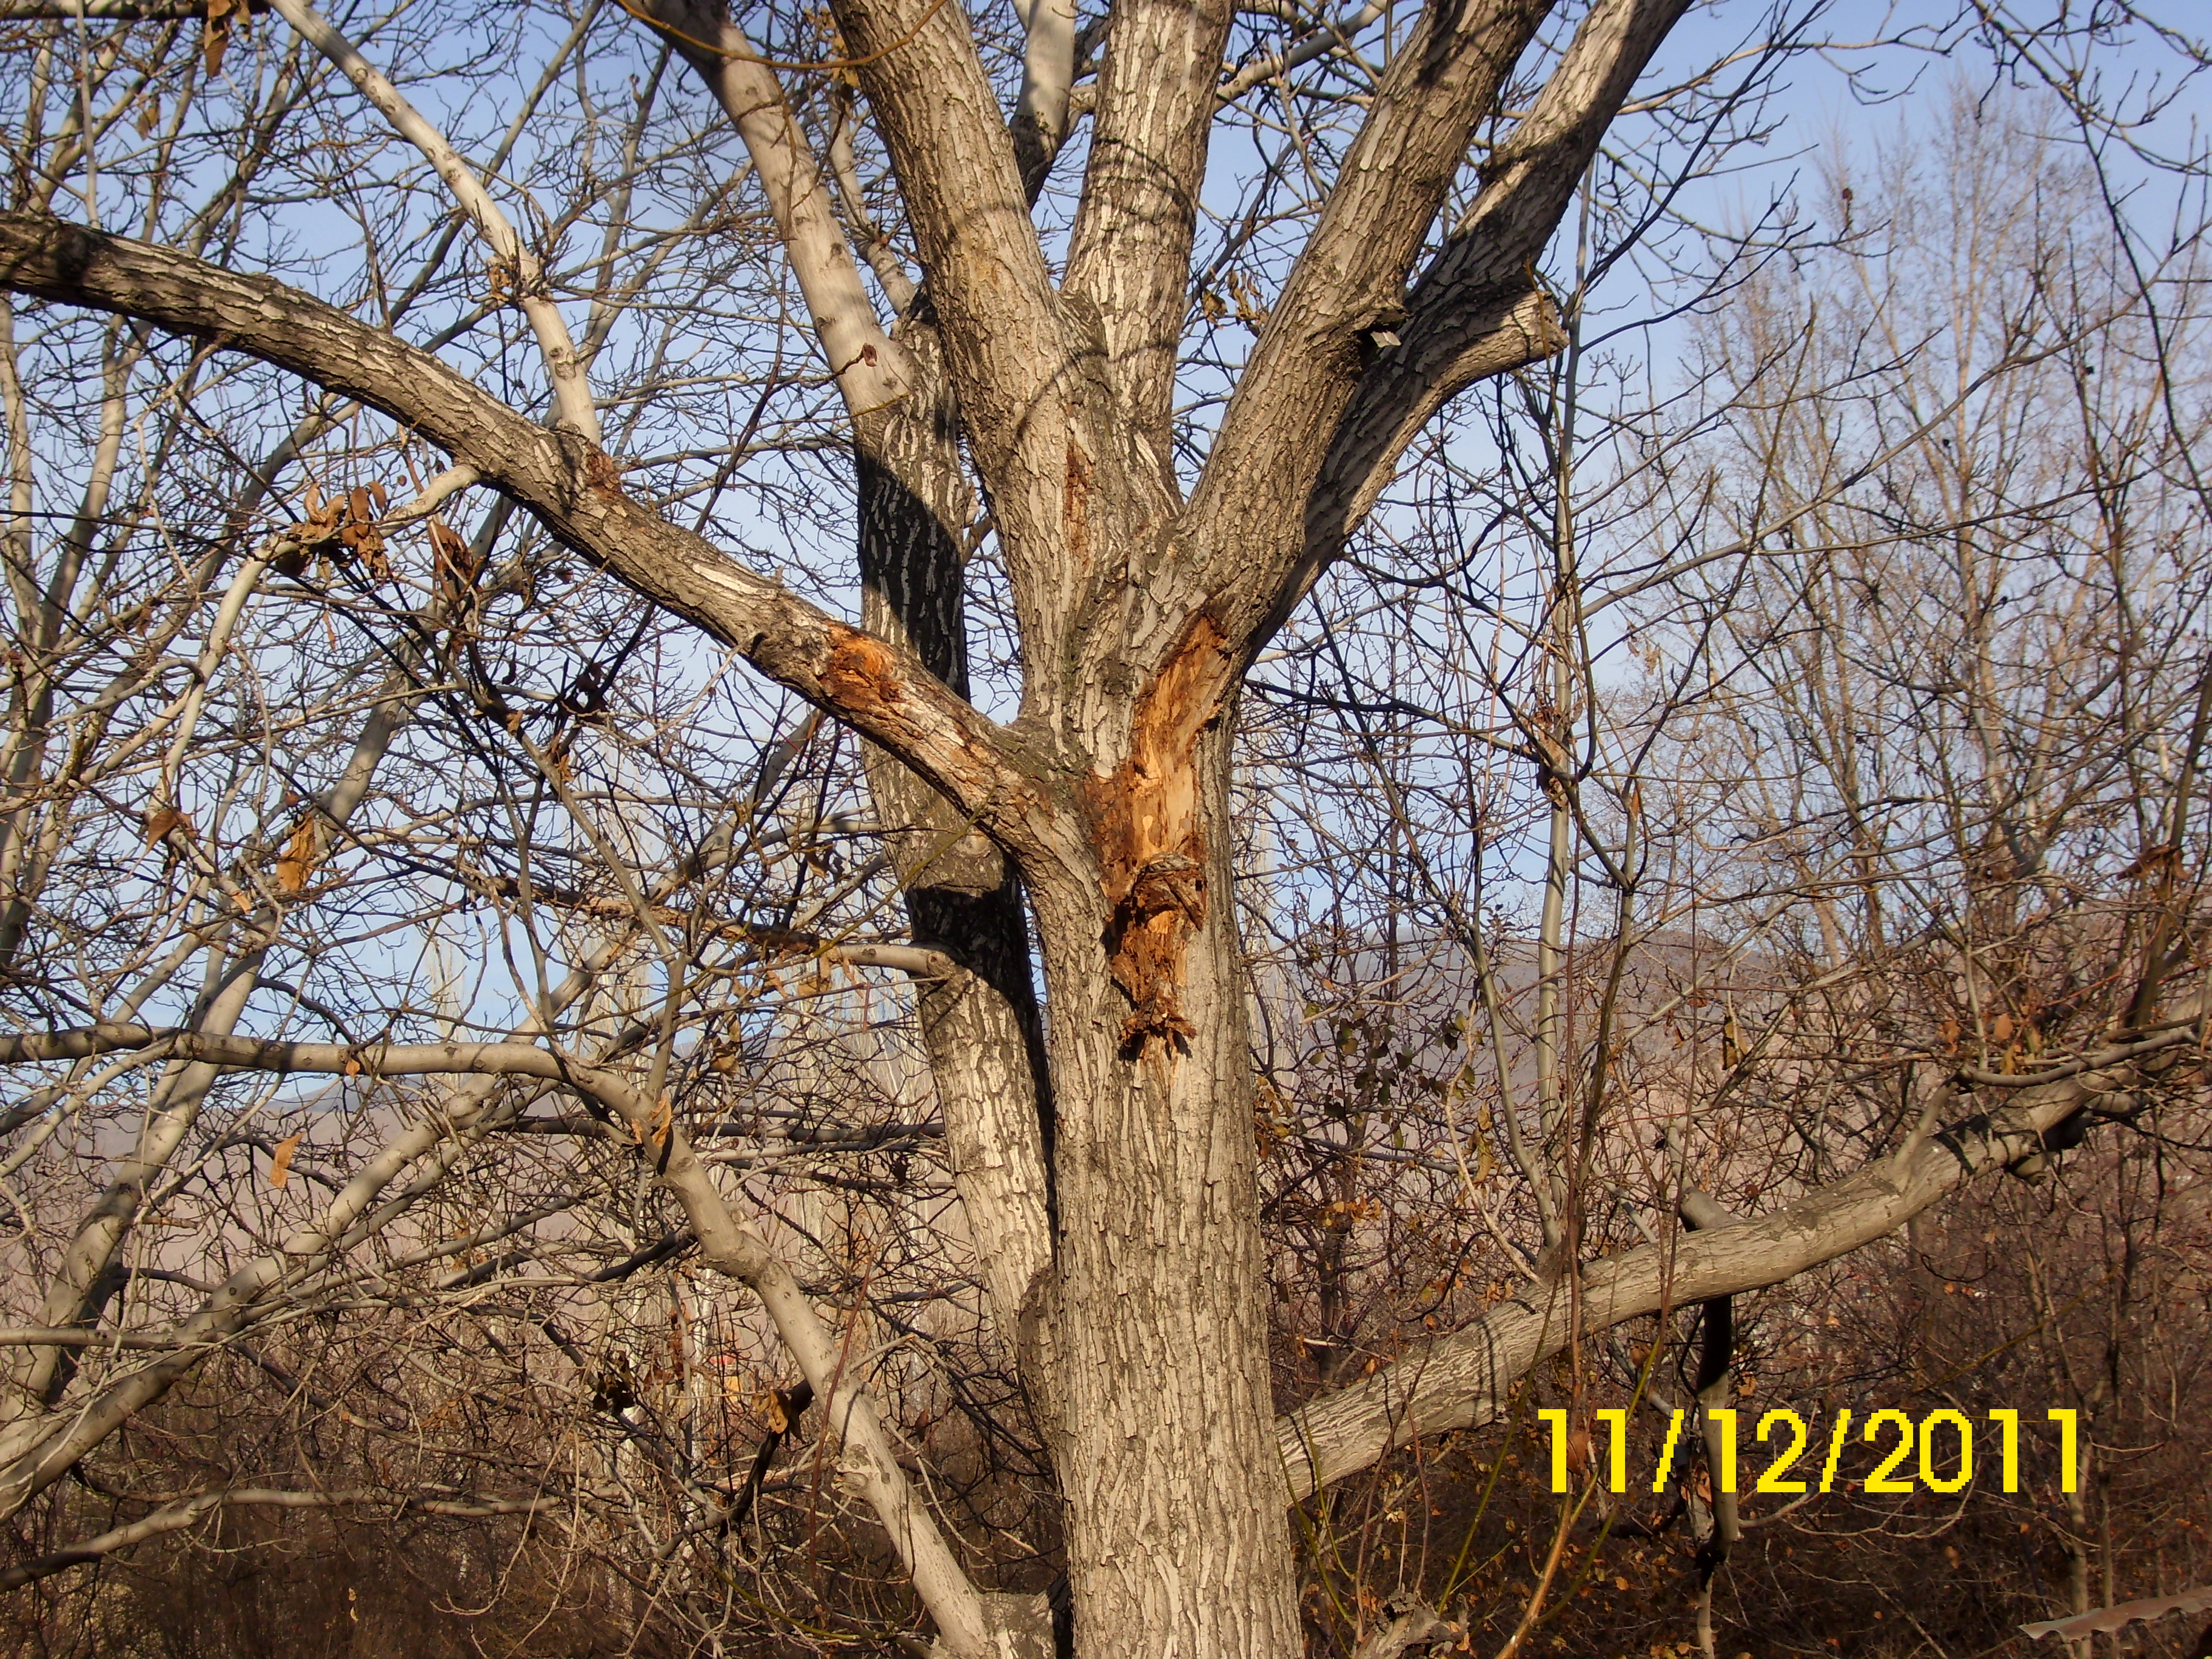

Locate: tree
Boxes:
[0,0,2203,1654]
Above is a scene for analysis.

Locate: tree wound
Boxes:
[1078,614,1230,1057]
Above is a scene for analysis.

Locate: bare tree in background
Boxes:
[0,0,2205,1654]
[1242,79,2212,1657]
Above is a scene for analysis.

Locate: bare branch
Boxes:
[827,0,1076,571]
[628,0,908,418]
[0,214,1062,862]
[264,0,601,441]
[0,1487,592,1592]
[1205,0,1695,651]
[1062,0,1235,440]
[1216,1,1382,104]
[1278,1045,2180,1498]
[1190,0,1556,619]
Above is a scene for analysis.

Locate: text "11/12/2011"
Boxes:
[1537,1407,2081,1496]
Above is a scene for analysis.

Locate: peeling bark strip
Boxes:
[1076,614,1231,1054]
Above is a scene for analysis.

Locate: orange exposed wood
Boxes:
[822,625,907,721]
[1078,613,1231,1056]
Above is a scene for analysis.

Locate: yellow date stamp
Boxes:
[1538,1407,2079,1496]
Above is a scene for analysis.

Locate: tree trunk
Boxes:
[854,317,1059,1395]
[856,304,1298,1648]
[1027,712,1303,1659]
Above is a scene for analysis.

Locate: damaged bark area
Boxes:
[1076,614,1232,1056]
[820,622,958,767]
[821,623,908,719]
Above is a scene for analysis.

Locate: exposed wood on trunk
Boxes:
[1075,614,1233,1055]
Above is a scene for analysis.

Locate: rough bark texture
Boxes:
[1028,720,1302,1659]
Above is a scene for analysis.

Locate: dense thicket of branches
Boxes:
[0,0,2205,1654]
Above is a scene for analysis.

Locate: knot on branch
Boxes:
[548,426,628,509]
[819,625,912,729]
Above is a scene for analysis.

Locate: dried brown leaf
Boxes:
[203,8,232,76]
[428,517,478,601]
[276,814,321,894]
